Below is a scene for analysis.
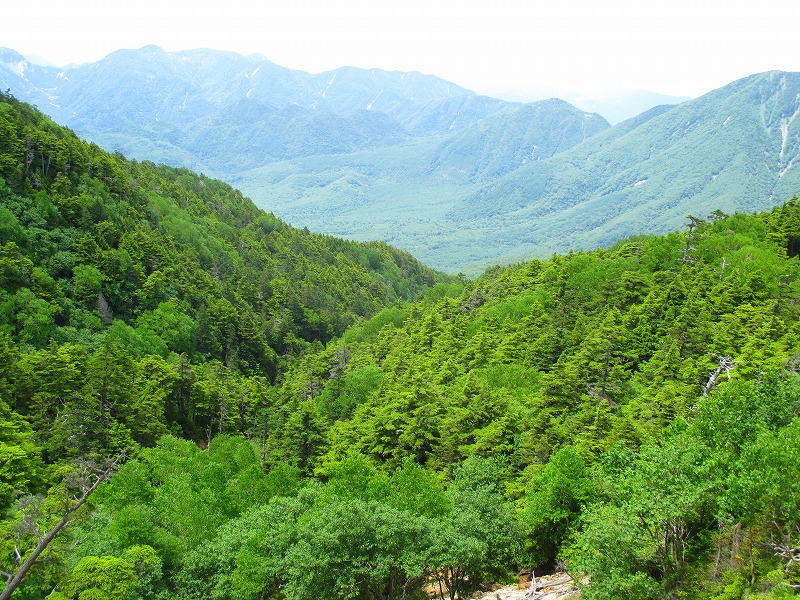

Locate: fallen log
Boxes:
[526,572,574,598]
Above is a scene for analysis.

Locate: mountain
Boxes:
[6,47,796,276]
[0,46,614,179]
[0,45,514,173]
[429,98,609,182]
[445,71,800,267]
[230,99,609,272]
[0,47,613,271]
[234,71,800,273]
[0,48,57,108]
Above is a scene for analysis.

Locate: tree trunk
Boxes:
[0,454,124,600]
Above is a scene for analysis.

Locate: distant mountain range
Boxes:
[2,47,798,274]
[448,71,800,266]
[230,71,800,272]
[0,45,516,171]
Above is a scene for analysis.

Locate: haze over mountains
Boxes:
[2,46,799,273]
[0,45,514,168]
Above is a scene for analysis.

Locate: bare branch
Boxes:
[0,452,126,600]
[703,356,736,396]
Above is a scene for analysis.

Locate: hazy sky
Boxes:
[3,0,799,99]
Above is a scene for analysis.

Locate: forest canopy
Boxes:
[1,92,799,599]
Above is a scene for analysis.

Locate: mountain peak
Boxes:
[103,45,169,62]
[136,44,168,55]
[0,47,26,63]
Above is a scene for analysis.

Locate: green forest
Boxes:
[1,92,800,599]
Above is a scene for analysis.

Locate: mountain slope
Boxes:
[0,46,512,172]
[231,99,610,269]
[0,46,617,273]
[430,98,609,182]
[7,47,795,276]
[241,70,796,274]
[234,72,800,274]
[0,91,443,380]
[446,71,800,268]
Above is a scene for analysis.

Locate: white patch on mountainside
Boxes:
[366,89,382,110]
[634,179,647,186]
[322,74,337,98]
[723,116,731,126]
[57,72,68,80]
[780,102,800,160]
[246,88,254,99]
[251,65,261,78]
[6,60,26,79]
[448,109,461,131]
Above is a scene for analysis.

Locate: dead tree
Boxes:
[0,453,126,600]
[682,216,706,264]
[764,520,800,584]
[703,356,736,396]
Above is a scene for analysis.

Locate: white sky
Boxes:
[2,0,799,99]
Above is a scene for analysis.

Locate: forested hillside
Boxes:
[0,46,612,273]
[237,71,800,272]
[241,202,800,599]
[2,92,800,600]
[0,90,440,468]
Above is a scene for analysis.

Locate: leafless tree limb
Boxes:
[0,452,126,600]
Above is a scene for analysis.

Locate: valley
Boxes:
[4,48,800,273]
[1,47,799,600]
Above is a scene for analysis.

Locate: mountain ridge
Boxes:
[234,70,800,272]
[449,70,800,262]
[3,47,797,275]
[0,45,507,139]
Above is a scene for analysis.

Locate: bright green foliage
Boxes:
[521,446,592,566]
[387,458,450,518]
[435,456,517,597]
[317,453,390,504]
[3,91,800,599]
[568,377,800,598]
[733,419,800,525]
[176,494,310,600]
[567,503,661,600]
[0,93,443,456]
[50,555,137,599]
[0,400,46,510]
[284,500,431,600]
[48,545,165,600]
